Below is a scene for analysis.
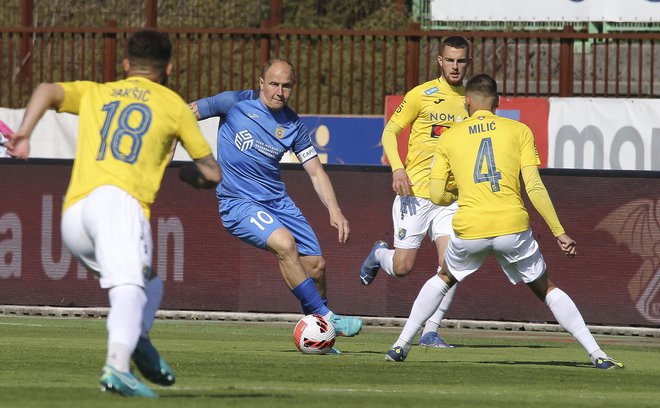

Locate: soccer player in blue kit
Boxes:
[188,58,362,342]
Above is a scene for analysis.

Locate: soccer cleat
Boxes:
[329,314,363,337]
[594,357,624,370]
[385,346,407,362]
[132,337,176,386]
[360,240,388,286]
[419,332,455,349]
[99,365,158,398]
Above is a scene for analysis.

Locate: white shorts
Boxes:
[392,196,457,249]
[61,185,153,289]
[444,229,546,285]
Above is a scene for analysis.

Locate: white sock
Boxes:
[423,283,458,336]
[545,288,604,359]
[375,248,397,277]
[106,284,147,372]
[141,276,164,337]
[394,275,449,350]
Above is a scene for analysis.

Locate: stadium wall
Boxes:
[1,160,659,328]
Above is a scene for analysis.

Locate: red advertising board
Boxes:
[0,160,658,327]
[384,95,549,167]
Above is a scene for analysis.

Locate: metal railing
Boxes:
[1,25,659,115]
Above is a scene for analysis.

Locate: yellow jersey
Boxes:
[430,110,541,239]
[388,77,467,198]
[58,77,212,217]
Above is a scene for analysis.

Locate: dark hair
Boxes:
[465,73,498,97]
[441,36,470,55]
[261,58,296,84]
[127,30,172,72]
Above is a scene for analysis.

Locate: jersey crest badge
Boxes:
[275,126,285,139]
[424,87,439,96]
[398,228,407,240]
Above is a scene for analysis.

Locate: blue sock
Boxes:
[292,278,331,316]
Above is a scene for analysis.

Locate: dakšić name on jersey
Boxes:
[469,121,496,134]
[110,87,150,102]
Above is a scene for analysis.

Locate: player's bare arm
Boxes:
[188,101,201,120]
[179,154,221,189]
[7,83,65,159]
[302,157,350,243]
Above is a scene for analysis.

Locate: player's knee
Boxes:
[269,232,298,259]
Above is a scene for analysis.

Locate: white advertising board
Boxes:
[548,98,660,170]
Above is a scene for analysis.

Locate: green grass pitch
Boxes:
[0,316,658,407]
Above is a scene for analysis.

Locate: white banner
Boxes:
[0,107,219,161]
[548,98,660,170]
[430,0,660,22]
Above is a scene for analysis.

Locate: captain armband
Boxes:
[296,146,318,163]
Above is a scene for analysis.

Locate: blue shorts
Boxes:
[219,195,322,256]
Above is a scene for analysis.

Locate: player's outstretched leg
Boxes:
[329,314,363,337]
[543,286,624,370]
[360,240,388,285]
[132,336,176,386]
[100,365,158,398]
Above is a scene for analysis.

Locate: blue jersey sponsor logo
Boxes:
[424,87,439,96]
[235,130,254,151]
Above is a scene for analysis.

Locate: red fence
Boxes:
[1,26,659,114]
[1,160,659,327]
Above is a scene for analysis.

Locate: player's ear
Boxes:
[493,95,500,110]
[165,63,173,77]
[122,59,130,74]
[436,55,443,65]
[259,77,265,90]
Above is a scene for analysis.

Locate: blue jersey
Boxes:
[195,90,317,201]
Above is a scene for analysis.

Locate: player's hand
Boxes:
[556,234,576,257]
[179,162,217,189]
[5,133,30,160]
[329,209,350,243]
[392,168,413,196]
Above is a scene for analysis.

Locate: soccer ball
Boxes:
[292,314,336,354]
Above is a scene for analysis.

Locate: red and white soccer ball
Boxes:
[293,314,336,354]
